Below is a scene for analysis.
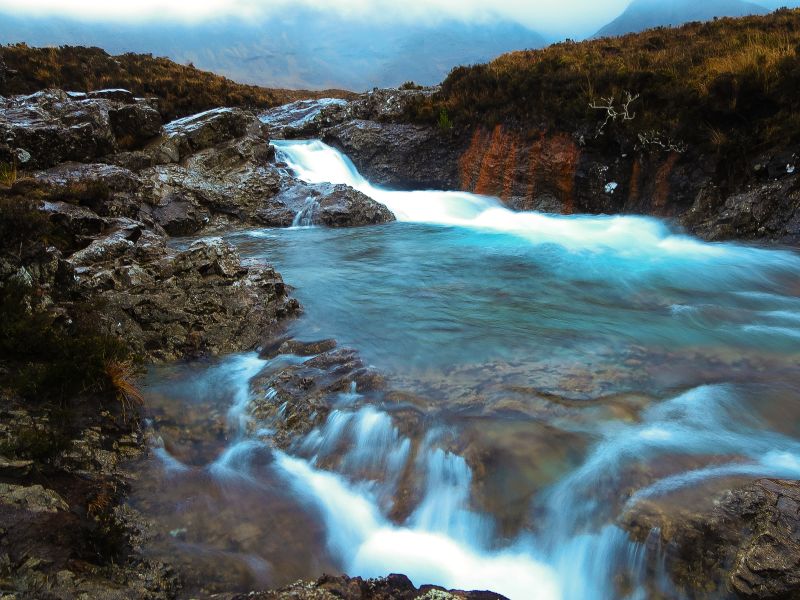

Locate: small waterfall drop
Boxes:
[272,140,800,266]
[291,197,319,228]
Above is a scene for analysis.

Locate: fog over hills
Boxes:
[2,0,799,90]
[596,0,769,37]
[0,11,545,90]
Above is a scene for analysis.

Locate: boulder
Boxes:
[138,113,285,232]
[316,184,395,227]
[0,89,116,169]
[63,224,300,361]
[258,98,349,139]
[87,88,136,103]
[151,191,211,235]
[33,162,146,218]
[257,180,394,228]
[152,107,264,162]
[684,176,800,243]
[0,89,163,169]
[623,478,800,599]
[259,88,432,140]
[108,102,163,147]
[324,120,462,190]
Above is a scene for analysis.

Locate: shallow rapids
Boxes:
[136,140,800,599]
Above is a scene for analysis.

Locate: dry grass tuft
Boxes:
[104,360,144,422]
[0,162,17,187]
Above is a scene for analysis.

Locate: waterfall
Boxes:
[272,140,800,266]
[291,197,319,228]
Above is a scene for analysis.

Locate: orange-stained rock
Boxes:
[653,152,680,214]
[629,158,641,206]
[459,127,580,213]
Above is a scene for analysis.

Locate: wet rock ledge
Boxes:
[214,573,507,599]
[624,478,800,599]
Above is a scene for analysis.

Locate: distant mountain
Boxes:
[0,11,546,91]
[751,1,800,8]
[596,0,768,37]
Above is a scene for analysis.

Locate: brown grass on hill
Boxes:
[407,9,800,168]
[1,44,356,120]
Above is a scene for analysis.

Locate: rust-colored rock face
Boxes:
[458,126,581,213]
[455,125,705,219]
[628,158,642,206]
[652,152,680,213]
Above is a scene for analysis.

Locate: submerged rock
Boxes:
[250,347,384,447]
[623,478,800,599]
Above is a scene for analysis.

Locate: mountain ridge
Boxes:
[596,0,768,37]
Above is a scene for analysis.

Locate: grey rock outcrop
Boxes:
[0,88,163,169]
[323,120,462,190]
[68,226,299,362]
[684,175,800,243]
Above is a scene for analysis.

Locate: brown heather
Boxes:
[407,9,800,165]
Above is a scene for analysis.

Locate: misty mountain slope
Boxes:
[0,11,545,90]
[596,0,768,37]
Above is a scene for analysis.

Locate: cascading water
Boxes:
[291,197,319,228]
[139,138,800,600]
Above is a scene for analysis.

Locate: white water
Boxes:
[273,140,799,264]
[173,366,800,600]
[266,385,800,600]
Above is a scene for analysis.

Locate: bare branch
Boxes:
[589,91,639,135]
[636,130,687,154]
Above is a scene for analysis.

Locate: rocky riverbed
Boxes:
[0,87,503,599]
[1,85,800,599]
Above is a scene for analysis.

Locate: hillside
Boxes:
[407,9,800,177]
[0,44,354,120]
[596,0,767,37]
[0,12,545,91]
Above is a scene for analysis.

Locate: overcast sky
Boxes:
[0,0,635,37]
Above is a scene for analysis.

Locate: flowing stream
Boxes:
[135,140,800,599]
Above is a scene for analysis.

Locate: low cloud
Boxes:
[0,0,631,37]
